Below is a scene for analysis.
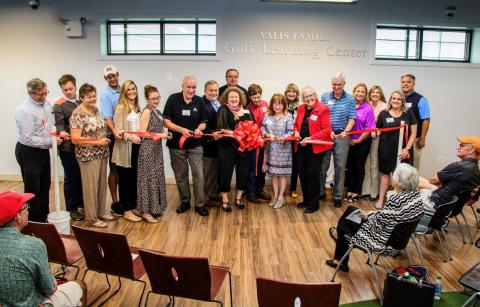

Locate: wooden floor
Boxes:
[2,180,480,306]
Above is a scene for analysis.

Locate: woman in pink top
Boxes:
[361,85,388,201]
[344,83,375,203]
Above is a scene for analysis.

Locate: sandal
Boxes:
[347,195,359,203]
[236,198,246,209]
[290,191,299,198]
[90,220,108,228]
[343,194,352,202]
[222,202,232,213]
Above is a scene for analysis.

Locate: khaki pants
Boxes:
[413,139,423,170]
[78,157,109,221]
[362,138,380,198]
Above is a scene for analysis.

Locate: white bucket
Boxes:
[47,211,71,235]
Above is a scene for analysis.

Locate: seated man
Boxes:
[326,163,424,272]
[0,191,86,307]
[417,136,480,227]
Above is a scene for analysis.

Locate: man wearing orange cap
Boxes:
[416,136,480,227]
[0,191,86,306]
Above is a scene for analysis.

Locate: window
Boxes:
[107,20,216,55]
[375,25,472,62]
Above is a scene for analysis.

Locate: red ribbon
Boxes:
[126,131,168,142]
[233,121,265,152]
[178,132,232,149]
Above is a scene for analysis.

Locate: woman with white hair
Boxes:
[326,163,424,272]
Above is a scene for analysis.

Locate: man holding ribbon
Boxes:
[163,75,209,217]
[15,78,60,222]
[320,73,356,208]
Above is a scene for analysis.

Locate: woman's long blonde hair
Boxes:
[117,80,140,113]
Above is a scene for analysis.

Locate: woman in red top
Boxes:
[294,86,333,213]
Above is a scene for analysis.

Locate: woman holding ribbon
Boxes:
[362,85,388,201]
[262,94,294,209]
[70,83,111,228]
[344,83,375,203]
[111,80,142,222]
[216,87,254,212]
[284,83,301,198]
[294,86,333,214]
[136,85,171,222]
[375,90,417,209]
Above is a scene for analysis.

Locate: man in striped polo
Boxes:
[320,73,356,208]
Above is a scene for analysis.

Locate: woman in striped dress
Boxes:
[326,163,424,272]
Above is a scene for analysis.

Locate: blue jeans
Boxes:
[59,151,83,212]
[320,137,350,200]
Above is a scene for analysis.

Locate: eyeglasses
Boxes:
[226,75,239,79]
[19,203,30,212]
[33,90,49,97]
[303,94,316,99]
[459,143,472,149]
[149,96,161,101]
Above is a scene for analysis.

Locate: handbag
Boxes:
[383,266,435,307]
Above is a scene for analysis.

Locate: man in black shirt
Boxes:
[417,136,480,227]
[163,76,209,216]
[218,68,248,102]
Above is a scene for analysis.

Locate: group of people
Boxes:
[13,65,448,227]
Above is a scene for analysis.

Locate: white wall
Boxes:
[1,0,479,181]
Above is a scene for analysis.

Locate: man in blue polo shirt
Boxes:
[401,74,431,170]
[100,65,123,216]
[320,73,356,208]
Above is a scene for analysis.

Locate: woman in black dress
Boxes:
[216,87,254,212]
[375,90,417,209]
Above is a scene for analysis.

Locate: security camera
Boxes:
[28,0,39,9]
[445,5,456,19]
[79,17,87,24]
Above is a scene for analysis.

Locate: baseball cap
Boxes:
[103,65,118,77]
[0,191,34,225]
[458,136,480,153]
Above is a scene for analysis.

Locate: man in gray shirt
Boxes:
[15,78,60,222]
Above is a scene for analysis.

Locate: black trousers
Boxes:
[59,151,83,212]
[247,148,266,196]
[297,145,325,209]
[117,144,140,211]
[333,205,364,265]
[15,142,51,222]
[290,145,299,192]
[217,144,249,192]
[345,138,372,194]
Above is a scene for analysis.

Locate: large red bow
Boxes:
[233,121,265,152]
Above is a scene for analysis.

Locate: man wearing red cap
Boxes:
[416,136,480,228]
[0,191,86,306]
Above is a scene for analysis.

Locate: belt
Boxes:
[333,130,343,134]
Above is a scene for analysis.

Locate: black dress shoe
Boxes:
[246,195,260,203]
[257,191,272,201]
[297,202,307,209]
[176,202,191,214]
[325,259,349,272]
[333,198,342,208]
[111,202,124,216]
[195,206,209,216]
[305,206,319,214]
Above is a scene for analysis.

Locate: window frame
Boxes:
[375,25,472,63]
[106,19,217,56]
